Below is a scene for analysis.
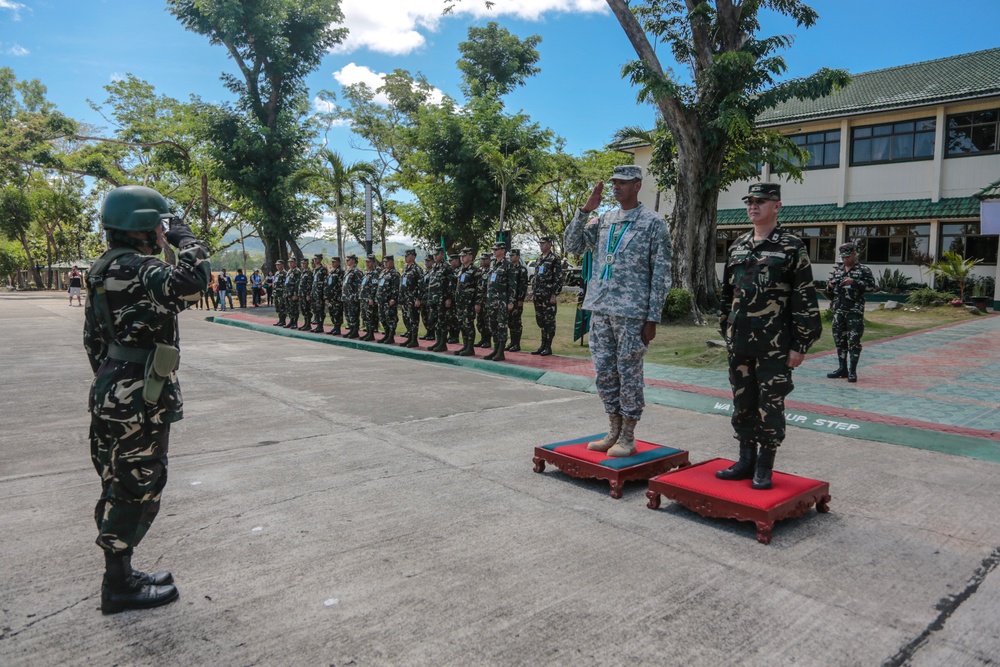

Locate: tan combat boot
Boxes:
[588,414,622,452]
[607,417,638,457]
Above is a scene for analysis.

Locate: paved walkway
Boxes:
[212,308,1000,462]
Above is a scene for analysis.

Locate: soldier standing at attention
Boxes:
[297,255,315,331]
[826,242,876,383]
[399,249,425,348]
[376,255,401,344]
[420,254,436,341]
[716,183,822,490]
[505,249,529,352]
[426,248,456,352]
[84,185,210,613]
[283,257,301,329]
[272,260,286,326]
[360,254,380,341]
[484,242,517,362]
[531,236,562,356]
[325,256,345,336]
[564,166,672,457]
[309,254,328,333]
[341,254,363,339]
[476,253,492,349]
[446,254,462,343]
[453,248,481,357]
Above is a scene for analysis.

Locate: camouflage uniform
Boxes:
[447,256,461,343]
[341,261,363,337]
[283,264,302,326]
[376,261,401,342]
[360,259,380,339]
[310,260,328,331]
[399,258,425,339]
[531,248,563,354]
[720,227,822,447]
[297,261,314,330]
[476,255,492,347]
[827,258,876,379]
[454,257,481,349]
[563,202,672,420]
[506,254,529,351]
[272,266,287,325]
[485,254,517,357]
[426,257,456,351]
[420,256,435,340]
[325,262,345,334]
[84,238,210,556]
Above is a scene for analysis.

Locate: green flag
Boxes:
[573,250,592,342]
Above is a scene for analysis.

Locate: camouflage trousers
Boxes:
[401,299,419,335]
[344,300,360,330]
[509,304,524,341]
[379,301,398,333]
[287,297,300,323]
[448,305,460,339]
[832,309,865,355]
[590,313,648,420]
[422,303,435,336]
[534,298,557,339]
[327,298,343,330]
[489,301,510,346]
[363,300,379,332]
[311,295,325,326]
[274,292,286,319]
[431,300,449,338]
[456,301,476,342]
[90,417,169,555]
[476,303,490,342]
[728,351,795,448]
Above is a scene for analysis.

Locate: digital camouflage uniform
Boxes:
[426,259,456,350]
[486,256,517,353]
[325,263,345,333]
[284,264,302,326]
[272,267,287,324]
[827,260,876,375]
[310,261,328,329]
[455,261,481,346]
[84,240,210,555]
[476,256,492,347]
[297,261,314,329]
[400,260,424,337]
[360,263,380,337]
[376,263,401,340]
[341,263,363,336]
[507,257,529,350]
[720,227,822,447]
[564,202,672,420]
[532,249,563,352]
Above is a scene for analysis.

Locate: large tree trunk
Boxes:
[18,234,43,288]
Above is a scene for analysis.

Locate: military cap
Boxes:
[330,256,340,262]
[346,254,358,261]
[491,242,506,251]
[314,253,323,260]
[839,242,858,256]
[608,165,642,182]
[480,253,491,260]
[448,254,460,261]
[433,246,445,255]
[424,254,435,262]
[404,248,417,257]
[366,253,377,262]
[383,255,394,262]
[509,248,521,256]
[275,259,285,265]
[460,247,474,256]
[742,182,781,202]
[539,236,553,243]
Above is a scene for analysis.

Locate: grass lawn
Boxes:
[508,296,983,371]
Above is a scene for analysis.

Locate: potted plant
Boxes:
[972,280,992,312]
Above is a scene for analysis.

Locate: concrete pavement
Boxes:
[1,292,999,666]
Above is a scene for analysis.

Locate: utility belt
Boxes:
[108,343,179,406]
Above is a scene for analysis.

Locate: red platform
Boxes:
[645,458,830,544]
[533,434,689,498]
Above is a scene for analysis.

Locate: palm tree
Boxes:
[291,149,375,259]
[478,145,530,237]
[927,250,982,301]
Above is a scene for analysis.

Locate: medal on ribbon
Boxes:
[600,221,631,280]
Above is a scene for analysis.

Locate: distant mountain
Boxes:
[220,231,414,258]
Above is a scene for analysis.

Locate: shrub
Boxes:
[876,268,913,293]
[821,307,834,323]
[907,287,956,307]
[663,288,693,322]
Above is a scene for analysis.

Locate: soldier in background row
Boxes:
[420,254,436,341]
[453,248,481,357]
[341,254,363,339]
[826,241,876,383]
[717,182,822,490]
[272,259,286,327]
[424,248,455,352]
[531,235,562,356]
[297,255,314,331]
[360,254,380,341]
[447,254,462,344]
[476,253,492,349]
[283,257,301,329]
[325,256,345,336]
[506,249,529,352]
[309,253,328,333]
[484,242,517,362]
[399,249,424,348]
[376,255,400,344]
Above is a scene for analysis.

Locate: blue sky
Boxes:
[2,0,998,177]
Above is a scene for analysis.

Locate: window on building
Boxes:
[787,130,841,169]
[851,119,936,165]
[941,222,999,265]
[716,228,746,262]
[946,110,999,156]
[787,226,837,262]
[846,224,931,264]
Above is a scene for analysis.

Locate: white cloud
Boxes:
[3,43,28,56]
[311,96,350,126]
[0,1,27,20]
[110,72,123,83]
[334,63,445,106]
[335,0,607,55]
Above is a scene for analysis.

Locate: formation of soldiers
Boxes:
[265,243,563,361]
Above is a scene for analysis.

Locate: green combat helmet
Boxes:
[101,185,172,231]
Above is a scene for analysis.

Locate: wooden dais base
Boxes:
[533,433,689,498]
[646,458,831,544]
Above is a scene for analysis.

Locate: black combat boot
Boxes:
[101,551,179,615]
[421,330,436,341]
[539,334,553,356]
[715,440,757,481]
[384,329,396,345]
[454,340,475,356]
[273,318,286,327]
[361,329,377,342]
[448,333,460,344]
[848,352,859,383]
[297,322,312,331]
[345,327,359,339]
[827,349,848,378]
[328,326,341,336]
[530,343,544,355]
[487,340,505,361]
[506,332,521,353]
[751,446,776,490]
[311,324,324,334]
[476,336,491,349]
[284,318,298,329]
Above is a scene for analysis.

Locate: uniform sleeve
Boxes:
[861,266,877,294]
[141,240,211,312]
[83,300,107,375]
[564,208,599,256]
[506,265,517,305]
[553,257,563,295]
[790,245,822,354]
[645,218,673,323]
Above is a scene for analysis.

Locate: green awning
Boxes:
[717,197,981,227]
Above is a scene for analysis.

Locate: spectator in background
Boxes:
[251,268,264,307]
[234,268,248,308]
[66,265,84,306]
[217,270,229,311]
[265,270,274,305]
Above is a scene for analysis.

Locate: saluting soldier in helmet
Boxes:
[84,185,210,613]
